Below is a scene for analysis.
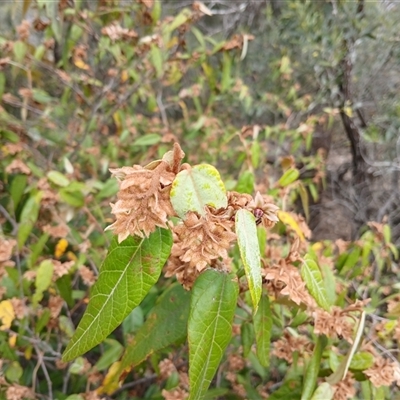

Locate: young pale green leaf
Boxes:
[62,228,172,362]
[170,164,227,218]
[18,191,43,249]
[253,294,273,367]
[301,335,327,400]
[188,269,239,400]
[349,351,374,370]
[235,209,262,312]
[47,170,70,187]
[310,383,334,400]
[301,256,331,312]
[132,133,161,147]
[119,283,190,373]
[32,260,54,307]
[278,167,300,187]
[150,45,163,78]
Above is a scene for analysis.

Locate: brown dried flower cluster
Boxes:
[272,330,311,363]
[106,144,184,242]
[312,301,367,342]
[101,23,138,42]
[0,238,16,272]
[165,191,279,289]
[332,372,356,400]
[165,207,236,289]
[5,384,34,400]
[364,357,400,388]
[264,261,316,308]
[106,144,280,289]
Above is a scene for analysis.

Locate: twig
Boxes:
[110,374,157,397]
[0,204,19,235]
[5,328,61,357]
[157,90,169,129]
[34,346,54,400]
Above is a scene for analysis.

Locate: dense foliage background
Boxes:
[1,1,400,399]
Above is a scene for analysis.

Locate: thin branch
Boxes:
[33,346,53,400]
[110,374,157,397]
[0,204,18,235]
[157,90,169,129]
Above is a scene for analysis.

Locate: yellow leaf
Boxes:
[343,106,353,117]
[0,300,15,330]
[311,242,323,252]
[74,58,90,70]
[9,332,17,347]
[121,70,129,83]
[277,211,305,241]
[25,346,33,360]
[66,251,78,261]
[113,111,123,135]
[97,361,121,395]
[55,238,68,259]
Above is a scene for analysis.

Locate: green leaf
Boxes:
[251,140,261,169]
[170,164,227,218]
[18,191,43,249]
[95,339,124,371]
[188,269,239,400]
[56,274,74,308]
[241,322,255,357]
[13,41,27,63]
[10,175,27,210]
[47,170,70,187]
[33,260,54,307]
[59,315,75,338]
[0,72,5,99]
[35,308,51,333]
[62,228,172,362]
[320,263,336,306]
[269,379,302,400]
[163,9,191,33]
[132,133,162,147]
[301,335,327,400]
[383,224,391,244]
[59,188,85,207]
[235,209,262,312]
[28,233,50,269]
[349,351,374,370]
[95,178,119,200]
[310,382,334,400]
[253,294,272,367]
[257,226,267,257]
[65,395,84,400]
[120,283,190,373]
[236,170,255,194]
[298,182,309,221]
[221,52,231,93]
[278,168,300,187]
[122,307,144,335]
[150,45,163,78]
[301,256,330,311]
[69,357,85,374]
[5,361,23,383]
